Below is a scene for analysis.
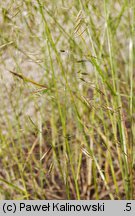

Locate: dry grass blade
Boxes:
[22,137,39,171]
[81,145,93,159]
[46,162,54,176]
[40,147,52,162]
[9,70,48,89]
[0,41,14,49]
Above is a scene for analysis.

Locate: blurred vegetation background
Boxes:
[0,0,135,199]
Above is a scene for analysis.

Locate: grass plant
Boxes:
[0,0,134,199]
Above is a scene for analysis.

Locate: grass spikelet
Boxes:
[74,10,87,37]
